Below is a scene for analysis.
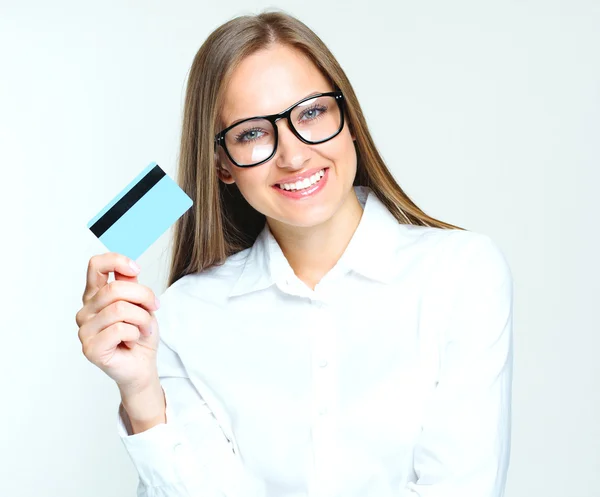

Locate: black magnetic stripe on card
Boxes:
[89,164,166,238]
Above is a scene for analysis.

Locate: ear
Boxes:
[216,163,235,185]
[214,149,235,184]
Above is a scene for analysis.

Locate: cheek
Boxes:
[234,168,272,195]
[322,132,357,170]
[233,169,277,214]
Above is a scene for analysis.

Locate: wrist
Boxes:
[117,371,159,399]
[119,377,165,424]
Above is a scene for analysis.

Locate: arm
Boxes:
[119,378,166,435]
[401,234,514,497]
[117,303,265,497]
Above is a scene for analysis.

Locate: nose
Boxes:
[274,117,310,170]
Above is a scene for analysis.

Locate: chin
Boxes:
[260,174,356,229]
[271,204,338,229]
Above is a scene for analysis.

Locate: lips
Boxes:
[272,166,329,187]
[272,167,329,199]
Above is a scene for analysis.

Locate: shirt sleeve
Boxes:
[117,301,266,497]
[401,233,514,497]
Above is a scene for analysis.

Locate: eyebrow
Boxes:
[226,91,322,128]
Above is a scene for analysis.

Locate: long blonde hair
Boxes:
[168,9,464,287]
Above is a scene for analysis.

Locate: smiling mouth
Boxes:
[275,168,326,191]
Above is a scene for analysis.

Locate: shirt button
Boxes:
[318,359,328,368]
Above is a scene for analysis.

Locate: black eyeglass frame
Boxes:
[214,90,345,168]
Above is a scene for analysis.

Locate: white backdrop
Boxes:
[1,1,598,496]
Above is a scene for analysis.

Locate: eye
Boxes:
[299,104,327,121]
[234,127,267,143]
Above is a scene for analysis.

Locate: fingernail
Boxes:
[129,260,141,273]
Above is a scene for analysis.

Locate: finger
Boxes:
[90,322,142,362]
[83,253,141,304]
[114,272,152,318]
[80,300,155,342]
[115,272,138,283]
[88,280,158,317]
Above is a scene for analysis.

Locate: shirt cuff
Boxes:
[117,391,186,489]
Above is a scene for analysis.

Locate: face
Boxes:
[216,44,357,230]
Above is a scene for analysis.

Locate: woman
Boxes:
[76,10,514,497]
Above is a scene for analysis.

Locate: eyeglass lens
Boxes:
[223,95,341,166]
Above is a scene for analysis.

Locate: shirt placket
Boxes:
[307,298,339,497]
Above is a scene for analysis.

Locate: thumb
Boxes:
[114,271,138,284]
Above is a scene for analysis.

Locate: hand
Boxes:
[76,253,161,394]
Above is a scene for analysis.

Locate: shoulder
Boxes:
[417,227,513,296]
[404,228,515,349]
[152,249,251,344]
[387,222,512,291]
[443,229,512,282]
[160,248,251,306]
[154,249,251,330]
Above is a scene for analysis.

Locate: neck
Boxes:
[266,189,364,290]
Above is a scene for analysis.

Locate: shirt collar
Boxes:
[228,220,295,298]
[228,186,404,298]
[335,186,405,283]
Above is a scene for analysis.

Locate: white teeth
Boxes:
[278,169,325,191]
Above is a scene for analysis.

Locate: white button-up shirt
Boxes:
[117,186,514,497]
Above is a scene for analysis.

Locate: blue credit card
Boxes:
[87,162,193,260]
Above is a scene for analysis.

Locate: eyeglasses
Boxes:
[214,90,345,167]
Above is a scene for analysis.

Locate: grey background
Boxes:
[1,0,598,496]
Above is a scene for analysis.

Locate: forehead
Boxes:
[220,44,331,127]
